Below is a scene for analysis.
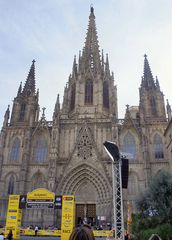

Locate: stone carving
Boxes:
[77,127,93,160]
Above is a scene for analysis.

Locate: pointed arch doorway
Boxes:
[59,164,112,226]
[75,181,97,226]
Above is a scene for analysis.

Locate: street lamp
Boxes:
[103,141,125,240]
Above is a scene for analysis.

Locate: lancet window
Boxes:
[153,134,164,159]
[150,96,157,115]
[10,138,20,161]
[123,132,136,159]
[34,139,48,163]
[85,80,93,104]
[19,103,26,121]
[8,175,15,194]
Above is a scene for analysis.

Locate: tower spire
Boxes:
[22,60,36,96]
[142,54,155,89]
[3,105,10,127]
[81,6,101,73]
[166,99,172,121]
[53,94,60,121]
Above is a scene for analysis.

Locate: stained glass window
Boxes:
[85,80,93,104]
[8,175,14,194]
[154,134,164,159]
[10,138,20,161]
[150,96,157,115]
[19,103,26,121]
[34,139,48,163]
[123,133,136,159]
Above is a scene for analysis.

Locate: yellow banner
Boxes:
[20,229,61,236]
[20,229,112,237]
[5,195,22,239]
[27,188,55,201]
[61,195,75,240]
[93,230,113,237]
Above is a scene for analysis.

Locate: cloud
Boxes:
[0,0,172,126]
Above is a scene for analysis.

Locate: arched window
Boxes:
[150,96,157,115]
[154,134,164,159]
[85,80,93,104]
[8,175,15,194]
[19,103,26,121]
[34,139,48,163]
[70,83,76,111]
[103,81,109,109]
[123,133,136,159]
[10,138,20,161]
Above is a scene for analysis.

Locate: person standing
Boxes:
[34,226,38,236]
[0,233,4,240]
[69,225,95,240]
[6,230,13,240]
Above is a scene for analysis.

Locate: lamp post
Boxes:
[103,141,124,240]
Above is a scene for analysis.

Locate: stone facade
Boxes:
[0,7,171,227]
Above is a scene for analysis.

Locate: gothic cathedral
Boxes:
[0,7,171,227]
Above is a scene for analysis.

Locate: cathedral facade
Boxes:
[0,7,171,227]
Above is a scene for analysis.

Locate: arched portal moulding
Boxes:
[57,164,111,204]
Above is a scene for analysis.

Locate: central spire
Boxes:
[81,6,101,74]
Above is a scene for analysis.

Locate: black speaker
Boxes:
[121,158,129,188]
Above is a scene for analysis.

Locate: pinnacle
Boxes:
[142,54,155,89]
[22,60,36,96]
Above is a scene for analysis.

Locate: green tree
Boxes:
[137,170,172,223]
[132,171,172,240]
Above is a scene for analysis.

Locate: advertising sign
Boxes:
[5,195,22,239]
[27,188,55,209]
[61,195,75,240]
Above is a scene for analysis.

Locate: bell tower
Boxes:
[139,55,166,123]
[10,60,39,126]
[60,6,118,119]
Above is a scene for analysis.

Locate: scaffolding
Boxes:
[104,141,125,240]
[112,159,124,239]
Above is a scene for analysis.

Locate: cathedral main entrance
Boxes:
[76,204,96,226]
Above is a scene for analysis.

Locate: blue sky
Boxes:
[0,0,172,126]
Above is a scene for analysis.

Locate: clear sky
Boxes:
[0,0,172,126]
